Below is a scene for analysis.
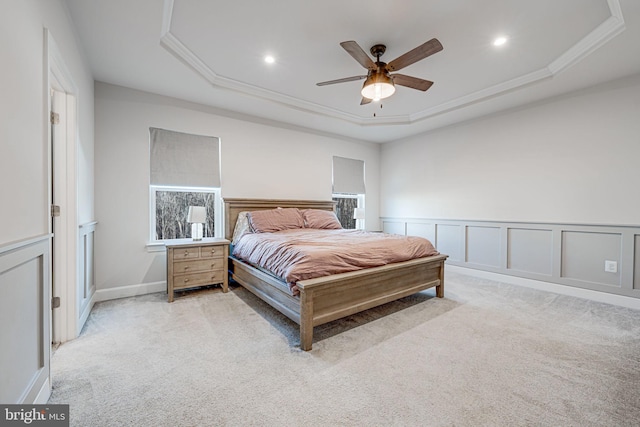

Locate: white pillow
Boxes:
[231,211,252,245]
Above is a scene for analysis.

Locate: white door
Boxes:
[48,28,84,344]
[50,87,66,345]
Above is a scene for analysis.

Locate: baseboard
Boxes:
[34,378,50,404]
[447,265,640,310]
[95,281,166,302]
[77,292,96,335]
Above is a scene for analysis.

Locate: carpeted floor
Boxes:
[48,272,640,426]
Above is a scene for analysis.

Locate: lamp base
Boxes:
[191,223,203,241]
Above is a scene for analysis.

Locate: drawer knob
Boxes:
[184,250,189,255]
[184,266,190,271]
[184,278,189,283]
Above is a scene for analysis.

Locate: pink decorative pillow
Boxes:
[248,208,304,233]
[302,209,343,230]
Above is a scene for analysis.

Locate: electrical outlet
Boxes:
[604,260,618,273]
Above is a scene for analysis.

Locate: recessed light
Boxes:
[264,55,275,64]
[493,36,508,47]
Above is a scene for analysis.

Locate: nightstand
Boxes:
[166,238,230,302]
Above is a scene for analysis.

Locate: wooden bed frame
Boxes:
[224,198,447,350]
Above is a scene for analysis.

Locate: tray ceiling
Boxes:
[65,0,640,142]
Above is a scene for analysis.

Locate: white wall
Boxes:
[380,74,640,226]
[0,0,94,403]
[0,0,94,244]
[94,82,380,291]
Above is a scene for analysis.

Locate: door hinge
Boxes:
[50,111,60,125]
[51,205,61,217]
[52,297,61,309]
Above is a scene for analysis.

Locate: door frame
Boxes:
[46,29,79,344]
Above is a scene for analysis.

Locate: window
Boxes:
[150,186,221,240]
[332,194,365,229]
[332,156,365,229]
[149,128,222,242]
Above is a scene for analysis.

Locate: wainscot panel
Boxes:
[466,225,501,268]
[382,221,406,236]
[435,224,463,262]
[0,235,52,403]
[634,234,640,290]
[383,217,640,300]
[507,228,553,276]
[406,222,435,242]
[561,231,622,287]
[78,221,97,334]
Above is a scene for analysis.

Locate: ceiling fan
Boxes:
[317,39,443,105]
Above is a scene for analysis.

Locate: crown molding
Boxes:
[548,2,625,74]
[160,30,367,125]
[160,0,625,127]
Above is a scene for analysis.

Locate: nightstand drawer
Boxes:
[173,258,224,274]
[199,245,225,259]
[172,248,200,260]
[173,270,225,290]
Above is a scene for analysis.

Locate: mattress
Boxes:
[232,228,439,295]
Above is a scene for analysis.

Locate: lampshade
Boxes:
[187,206,206,224]
[353,208,365,220]
[361,73,395,101]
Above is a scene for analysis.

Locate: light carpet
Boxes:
[48,272,640,426]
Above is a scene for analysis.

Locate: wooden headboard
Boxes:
[223,198,336,240]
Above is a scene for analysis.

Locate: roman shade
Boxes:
[332,156,365,194]
[150,127,220,187]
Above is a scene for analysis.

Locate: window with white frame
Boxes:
[332,156,365,230]
[150,186,221,240]
[332,193,365,229]
[149,128,222,241]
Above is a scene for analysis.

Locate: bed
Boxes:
[224,198,448,350]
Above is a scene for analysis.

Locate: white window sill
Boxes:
[146,241,167,253]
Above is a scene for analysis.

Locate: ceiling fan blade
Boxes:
[392,74,434,91]
[360,97,372,105]
[340,41,377,71]
[387,38,443,72]
[316,75,367,86]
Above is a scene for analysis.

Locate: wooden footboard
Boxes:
[230,254,447,350]
[297,254,447,350]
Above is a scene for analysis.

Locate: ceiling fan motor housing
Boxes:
[370,44,387,59]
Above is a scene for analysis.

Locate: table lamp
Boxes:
[187,206,206,240]
[353,208,365,230]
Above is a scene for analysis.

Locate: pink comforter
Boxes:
[232,229,439,294]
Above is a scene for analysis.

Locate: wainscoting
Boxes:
[78,221,97,333]
[382,218,640,300]
[0,235,52,403]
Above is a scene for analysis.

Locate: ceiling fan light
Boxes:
[361,74,395,100]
